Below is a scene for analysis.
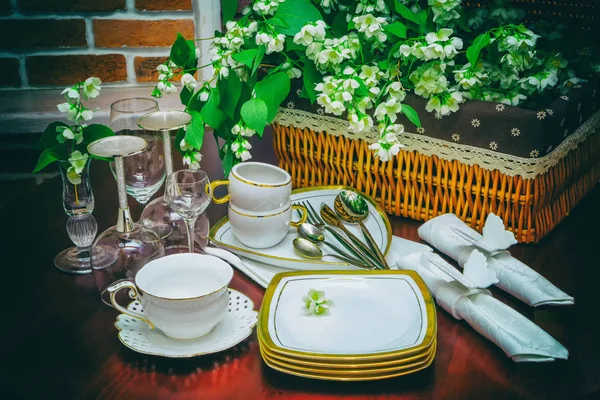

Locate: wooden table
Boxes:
[1,129,599,400]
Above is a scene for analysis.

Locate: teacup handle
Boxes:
[208,180,230,204]
[290,205,308,228]
[107,281,155,329]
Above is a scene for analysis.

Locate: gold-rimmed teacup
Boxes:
[209,162,292,212]
[229,203,307,249]
[107,253,233,340]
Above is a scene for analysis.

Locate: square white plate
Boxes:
[259,270,436,361]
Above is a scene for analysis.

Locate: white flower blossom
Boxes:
[374,97,402,122]
[83,77,101,99]
[353,14,388,42]
[181,73,199,91]
[293,21,327,46]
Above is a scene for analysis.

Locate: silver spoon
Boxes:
[297,223,369,267]
[292,238,371,269]
[334,192,390,270]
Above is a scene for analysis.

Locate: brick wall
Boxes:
[0,0,196,88]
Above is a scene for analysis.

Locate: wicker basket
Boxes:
[272,104,600,243]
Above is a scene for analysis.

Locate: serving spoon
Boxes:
[292,238,371,269]
[334,191,390,269]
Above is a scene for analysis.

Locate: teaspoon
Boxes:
[297,223,370,267]
[292,238,371,269]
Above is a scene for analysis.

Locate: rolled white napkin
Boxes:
[417,214,574,307]
[388,236,569,362]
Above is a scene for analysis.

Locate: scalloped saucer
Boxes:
[114,289,258,358]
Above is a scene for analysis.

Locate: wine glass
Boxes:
[164,170,212,253]
[109,98,165,210]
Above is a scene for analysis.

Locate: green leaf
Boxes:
[218,72,241,119]
[34,121,69,150]
[223,143,234,177]
[180,86,193,106]
[254,72,291,122]
[33,148,64,173]
[240,98,268,136]
[331,12,348,37]
[394,2,420,26]
[401,104,421,128]
[201,88,226,129]
[466,33,491,66]
[221,0,239,24]
[170,33,191,67]
[416,9,428,33]
[273,0,322,36]
[383,21,407,39]
[81,124,115,146]
[267,17,289,28]
[185,39,197,70]
[232,49,257,68]
[186,111,205,149]
[252,45,266,76]
[302,58,319,104]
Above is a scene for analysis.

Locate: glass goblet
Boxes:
[109,98,163,210]
[164,170,212,253]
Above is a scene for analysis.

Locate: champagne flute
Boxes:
[164,170,212,253]
[109,98,164,211]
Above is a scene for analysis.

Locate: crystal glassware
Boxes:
[109,98,164,209]
[54,157,99,274]
[165,169,212,253]
[138,111,210,254]
[87,135,165,306]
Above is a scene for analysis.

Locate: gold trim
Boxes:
[208,185,393,266]
[229,205,292,218]
[260,335,436,369]
[113,289,259,358]
[135,255,234,301]
[259,342,436,381]
[257,270,437,362]
[232,164,291,188]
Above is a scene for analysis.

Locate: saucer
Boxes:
[114,289,258,358]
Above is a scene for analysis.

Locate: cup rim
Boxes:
[231,162,291,188]
[135,253,233,301]
[229,202,291,217]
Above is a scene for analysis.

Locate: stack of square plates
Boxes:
[257,270,437,381]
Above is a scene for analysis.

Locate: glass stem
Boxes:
[185,218,197,253]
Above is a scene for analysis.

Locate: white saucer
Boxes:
[114,289,258,358]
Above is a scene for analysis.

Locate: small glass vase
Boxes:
[54,158,99,274]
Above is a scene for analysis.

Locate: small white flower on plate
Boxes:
[560,95,569,101]
[547,145,553,153]
[416,127,425,134]
[511,128,520,137]
[296,88,302,96]
[452,133,460,141]
[471,118,481,127]
[435,113,443,120]
[546,109,554,116]
[577,102,582,111]
[537,111,547,120]
[317,107,325,115]
[496,104,505,112]
[560,118,566,127]
[530,149,539,158]
[489,141,498,150]
[286,101,295,109]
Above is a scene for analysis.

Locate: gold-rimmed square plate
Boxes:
[208,186,392,270]
[258,270,436,362]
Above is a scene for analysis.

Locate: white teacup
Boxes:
[107,253,233,340]
[209,162,292,212]
[229,202,307,249]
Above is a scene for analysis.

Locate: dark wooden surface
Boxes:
[1,128,598,400]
